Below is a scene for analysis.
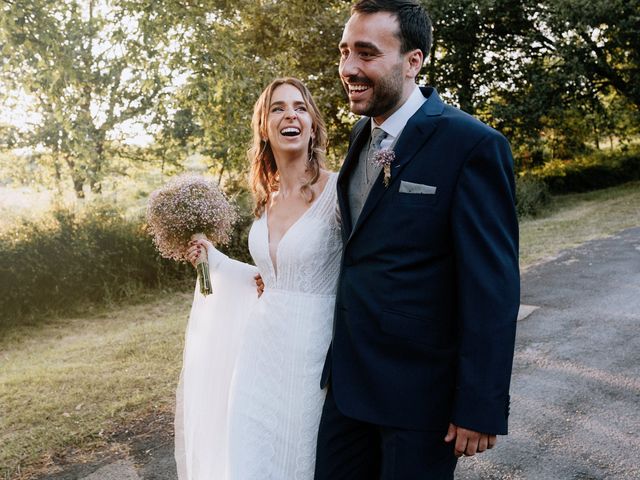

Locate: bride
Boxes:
[175,77,341,479]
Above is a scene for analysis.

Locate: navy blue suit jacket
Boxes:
[321,87,520,435]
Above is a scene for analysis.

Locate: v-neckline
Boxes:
[264,174,333,279]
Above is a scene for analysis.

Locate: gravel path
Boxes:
[457,227,640,479]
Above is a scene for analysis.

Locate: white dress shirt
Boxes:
[372,85,428,150]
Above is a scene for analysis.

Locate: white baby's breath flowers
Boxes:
[146,174,237,262]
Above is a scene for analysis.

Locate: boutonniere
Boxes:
[372,148,396,187]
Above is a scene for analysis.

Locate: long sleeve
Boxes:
[450,131,520,435]
[175,248,259,480]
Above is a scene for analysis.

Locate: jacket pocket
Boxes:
[379,308,439,345]
[395,190,438,207]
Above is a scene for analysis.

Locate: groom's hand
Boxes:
[444,423,497,457]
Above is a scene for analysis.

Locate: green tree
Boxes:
[123,0,351,182]
[423,0,639,165]
[540,0,640,111]
[490,0,639,165]
[0,0,169,197]
[423,0,542,115]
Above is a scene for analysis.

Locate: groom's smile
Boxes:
[347,82,371,95]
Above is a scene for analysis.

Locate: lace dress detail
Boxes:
[227,173,341,479]
[255,173,341,294]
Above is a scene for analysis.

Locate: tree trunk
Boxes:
[64,156,86,199]
[89,130,106,194]
[456,24,479,115]
[73,178,86,198]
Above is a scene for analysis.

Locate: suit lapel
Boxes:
[347,88,445,244]
[337,118,370,241]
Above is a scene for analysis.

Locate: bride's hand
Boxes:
[187,238,214,267]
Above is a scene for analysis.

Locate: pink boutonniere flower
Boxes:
[372,148,396,187]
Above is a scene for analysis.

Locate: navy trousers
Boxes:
[314,387,458,479]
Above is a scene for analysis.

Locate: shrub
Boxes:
[216,189,253,264]
[516,175,551,217]
[530,147,640,194]
[0,204,193,326]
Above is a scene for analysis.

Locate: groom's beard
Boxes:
[343,62,404,119]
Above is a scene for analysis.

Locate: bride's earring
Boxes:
[259,138,269,157]
[308,137,315,162]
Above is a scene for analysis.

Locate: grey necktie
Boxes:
[368,127,387,162]
[366,127,387,182]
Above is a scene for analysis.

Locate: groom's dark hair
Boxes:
[352,0,432,60]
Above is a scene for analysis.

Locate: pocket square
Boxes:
[399,180,437,195]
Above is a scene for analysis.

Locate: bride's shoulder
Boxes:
[313,170,336,193]
[319,169,338,184]
[326,171,338,190]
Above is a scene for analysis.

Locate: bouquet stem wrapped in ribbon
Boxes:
[191,233,213,295]
[147,174,237,296]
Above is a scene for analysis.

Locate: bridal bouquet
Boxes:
[146,174,237,296]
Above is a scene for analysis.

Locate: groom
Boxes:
[315,0,520,478]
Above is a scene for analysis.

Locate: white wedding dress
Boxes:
[175,173,341,480]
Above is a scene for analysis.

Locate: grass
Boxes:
[0,291,192,479]
[0,187,56,233]
[519,181,640,269]
[1,181,639,479]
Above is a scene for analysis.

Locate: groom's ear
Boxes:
[405,48,424,79]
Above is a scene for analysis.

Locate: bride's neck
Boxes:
[274,155,310,199]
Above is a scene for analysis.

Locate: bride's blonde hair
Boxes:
[249,77,328,218]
